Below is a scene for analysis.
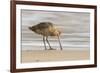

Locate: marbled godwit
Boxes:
[29,22,63,50]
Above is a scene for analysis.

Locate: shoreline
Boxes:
[21,50,90,63]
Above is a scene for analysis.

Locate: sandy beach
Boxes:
[21,50,90,63]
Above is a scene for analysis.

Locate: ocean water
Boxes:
[21,9,90,51]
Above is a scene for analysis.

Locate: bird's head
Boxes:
[53,29,61,36]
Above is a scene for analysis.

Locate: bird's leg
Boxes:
[57,35,63,50]
[46,36,53,50]
[43,36,47,50]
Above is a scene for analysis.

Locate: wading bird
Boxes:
[29,22,63,50]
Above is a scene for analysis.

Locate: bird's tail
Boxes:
[29,27,32,30]
[29,26,36,32]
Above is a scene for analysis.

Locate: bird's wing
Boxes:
[37,22,53,29]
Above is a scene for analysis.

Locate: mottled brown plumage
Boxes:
[29,22,63,50]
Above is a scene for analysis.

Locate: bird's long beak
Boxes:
[57,35,63,50]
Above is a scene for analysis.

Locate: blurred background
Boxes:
[21,9,90,51]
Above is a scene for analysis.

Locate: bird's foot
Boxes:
[60,48,63,50]
[48,48,56,50]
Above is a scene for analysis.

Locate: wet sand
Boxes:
[21,50,90,63]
